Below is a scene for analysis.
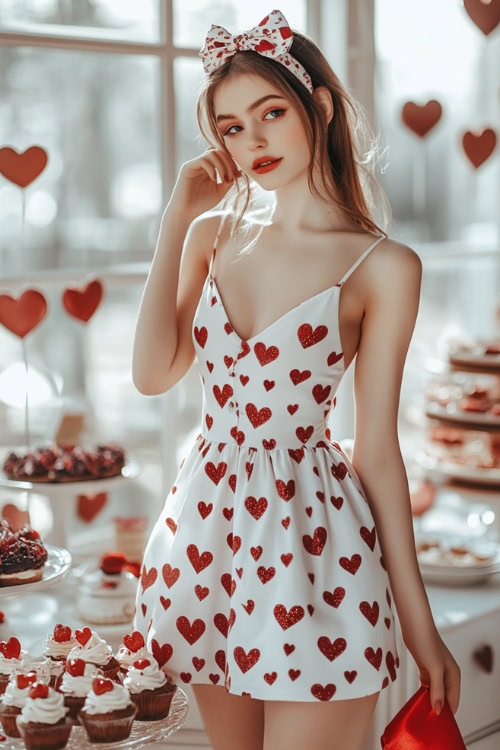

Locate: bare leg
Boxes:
[263,690,380,750]
[191,684,265,750]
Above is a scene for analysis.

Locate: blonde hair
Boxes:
[196,28,391,254]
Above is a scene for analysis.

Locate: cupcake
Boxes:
[0,637,32,694]
[123,658,176,721]
[0,671,37,737]
[66,628,119,680]
[77,553,137,625]
[59,658,100,722]
[116,631,151,678]
[78,677,137,743]
[16,682,72,750]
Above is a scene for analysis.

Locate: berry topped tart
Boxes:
[0,521,48,587]
[2,442,126,483]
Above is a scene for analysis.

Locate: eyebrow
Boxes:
[216,95,286,124]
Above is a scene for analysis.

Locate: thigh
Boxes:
[263,690,380,750]
[191,684,265,750]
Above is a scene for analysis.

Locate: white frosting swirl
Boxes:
[21,659,52,684]
[18,689,68,725]
[82,683,132,715]
[1,678,31,709]
[67,631,112,666]
[43,634,77,660]
[60,663,99,697]
[123,662,167,694]
[116,645,151,669]
[0,650,32,677]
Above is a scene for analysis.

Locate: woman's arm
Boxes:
[350,241,461,716]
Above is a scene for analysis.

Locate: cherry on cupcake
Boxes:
[66,658,86,677]
[75,627,92,646]
[122,631,144,653]
[17,672,37,690]
[29,682,49,699]
[92,677,114,695]
[53,624,72,642]
[100,552,127,575]
[0,637,21,659]
[133,659,150,670]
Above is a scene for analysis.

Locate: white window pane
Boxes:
[0,0,160,42]
[174,57,208,171]
[0,46,161,274]
[375,0,498,244]
[174,1,307,49]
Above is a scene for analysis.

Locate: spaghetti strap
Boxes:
[208,212,227,278]
[338,234,386,286]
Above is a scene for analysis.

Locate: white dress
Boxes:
[134,219,400,701]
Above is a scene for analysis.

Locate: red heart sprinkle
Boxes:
[133,659,151,670]
[92,677,114,696]
[66,658,86,677]
[17,672,37,690]
[53,624,72,643]
[0,637,21,660]
[75,627,92,646]
[29,682,49,700]
[122,631,144,653]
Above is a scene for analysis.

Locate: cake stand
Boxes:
[1,686,189,749]
[0,460,141,549]
[0,544,72,600]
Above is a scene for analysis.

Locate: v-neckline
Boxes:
[208,272,343,346]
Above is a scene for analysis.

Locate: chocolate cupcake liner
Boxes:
[78,704,137,743]
[0,705,22,738]
[130,684,176,721]
[62,694,86,722]
[16,717,73,750]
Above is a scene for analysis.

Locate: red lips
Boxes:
[252,155,281,170]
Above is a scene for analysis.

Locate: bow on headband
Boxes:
[199,9,313,94]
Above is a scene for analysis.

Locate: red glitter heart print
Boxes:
[134,225,399,702]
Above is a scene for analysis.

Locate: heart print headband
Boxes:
[199,9,313,94]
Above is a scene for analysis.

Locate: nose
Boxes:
[246,125,267,150]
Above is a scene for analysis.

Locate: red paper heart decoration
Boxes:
[29,682,49,700]
[462,127,497,168]
[0,638,21,660]
[401,100,443,138]
[0,290,47,338]
[53,624,72,643]
[2,504,30,531]
[62,280,103,323]
[133,659,151,670]
[17,672,38,690]
[75,627,92,646]
[92,677,114,695]
[77,493,108,523]
[123,631,145,653]
[0,146,48,188]
[66,658,86,677]
[464,0,500,36]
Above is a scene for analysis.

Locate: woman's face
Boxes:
[213,74,310,189]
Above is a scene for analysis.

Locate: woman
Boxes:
[132,10,461,750]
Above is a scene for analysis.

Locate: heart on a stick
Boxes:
[462,127,497,168]
[463,0,500,36]
[62,280,103,323]
[2,504,30,531]
[401,100,442,138]
[0,290,47,338]
[77,493,108,523]
[0,146,48,188]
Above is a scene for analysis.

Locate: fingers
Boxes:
[429,669,445,716]
[204,148,241,182]
[429,663,461,716]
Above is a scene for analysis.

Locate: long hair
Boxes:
[196,28,391,253]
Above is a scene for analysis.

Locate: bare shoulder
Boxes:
[186,210,227,269]
[367,236,422,300]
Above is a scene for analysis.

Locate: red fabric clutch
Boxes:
[380,685,467,749]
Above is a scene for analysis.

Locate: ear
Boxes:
[313,86,334,124]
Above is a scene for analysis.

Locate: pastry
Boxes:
[16,682,72,749]
[0,521,48,587]
[0,638,32,694]
[77,553,138,625]
[116,631,151,677]
[78,677,137,743]
[123,658,176,720]
[2,443,125,483]
[113,516,148,563]
[0,671,38,737]
[59,658,100,722]
[42,625,77,685]
[66,628,119,681]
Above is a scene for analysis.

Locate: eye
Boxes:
[223,108,286,137]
